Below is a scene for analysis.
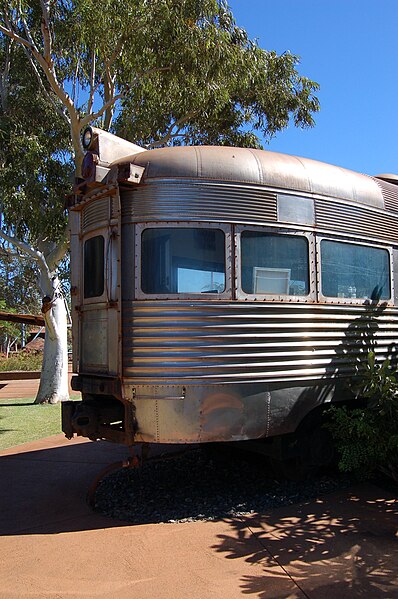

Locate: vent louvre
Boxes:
[122,181,277,223]
[373,178,398,213]
[315,199,398,244]
[82,198,110,232]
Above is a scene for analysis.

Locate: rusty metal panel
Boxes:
[128,384,270,443]
[125,380,348,443]
[122,301,398,385]
[121,181,277,224]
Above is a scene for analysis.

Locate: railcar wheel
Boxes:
[271,426,335,481]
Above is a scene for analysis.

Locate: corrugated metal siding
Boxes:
[315,198,398,244]
[82,197,110,232]
[123,302,398,384]
[373,177,398,213]
[121,181,277,224]
[120,179,398,244]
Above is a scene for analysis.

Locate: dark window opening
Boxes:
[141,228,226,294]
[241,231,309,295]
[321,240,390,300]
[84,235,105,298]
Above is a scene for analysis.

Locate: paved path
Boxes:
[0,372,79,400]
[1,379,398,598]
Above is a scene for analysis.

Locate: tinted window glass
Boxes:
[241,231,309,295]
[142,228,225,294]
[84,235,104,298]
[321,240,390,300]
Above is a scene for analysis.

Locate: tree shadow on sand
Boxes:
[212,485,398,598]
[211,299,398,597]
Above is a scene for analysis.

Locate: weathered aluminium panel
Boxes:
[121,181,277,224]
[122,301,398,385]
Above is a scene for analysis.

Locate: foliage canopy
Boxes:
[0,0,320,304]
[327,352,398,482]
[1,0,320,156]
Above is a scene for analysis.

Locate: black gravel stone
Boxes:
[93,448,353,524]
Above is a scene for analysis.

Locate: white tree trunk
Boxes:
[0,231,69,404]
[35,273,69,404]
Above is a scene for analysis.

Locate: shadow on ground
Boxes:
[0,439,133,535]
[213,487,398,598]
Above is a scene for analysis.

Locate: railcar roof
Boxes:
[112,145,386,209]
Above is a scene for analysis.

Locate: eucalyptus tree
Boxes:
[0,0,320,403]
[0,35,72,403]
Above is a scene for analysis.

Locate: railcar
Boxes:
[62,126,398,471]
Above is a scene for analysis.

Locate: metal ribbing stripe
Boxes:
[121,181,277,223]
[374,178,398,213]
[82,197,110,232]
[122,302,398,384]
[315,199,398,243]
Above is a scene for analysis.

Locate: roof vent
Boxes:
[373,175,398,213]
[374,173,398,186]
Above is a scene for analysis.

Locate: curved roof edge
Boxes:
[374,174,398,186]
[112,146,385,209]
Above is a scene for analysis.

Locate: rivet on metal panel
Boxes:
[155,399,159,443]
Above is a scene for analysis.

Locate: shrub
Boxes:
[0,350,43,372]
[327,352,398,481]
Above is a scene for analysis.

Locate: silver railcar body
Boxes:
[64,130,398,447]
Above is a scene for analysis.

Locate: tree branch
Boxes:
[21,45,71,124]
[148,112,197,148]
[39,0,52,60]
[0,21,75,115]
[44,231,69,272]
[19,8,40,54]
[80,90,125,128]
[103,62,116,130]
[87,48,96,114]
[0,229,51,280]
[0,22,34,52]
[0,36,12,112]
[0,244,21,259]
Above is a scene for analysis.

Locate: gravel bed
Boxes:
[94,447,353,524]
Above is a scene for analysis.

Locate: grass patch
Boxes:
[0,352,43,372]
[0,397,61,450]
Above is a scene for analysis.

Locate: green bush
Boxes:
[327,352,398,481]
[0,351,43,372]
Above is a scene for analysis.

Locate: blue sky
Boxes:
[228,0,398,176]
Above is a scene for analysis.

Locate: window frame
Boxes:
[82,231,107,304]
[316,235,394,305]
[135,222,232,300]
[235,225,316,302]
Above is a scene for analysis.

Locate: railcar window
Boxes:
[141,228,226,294]
[241,231,309,295]
[321,240,390,300]
[84,235,105,298]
